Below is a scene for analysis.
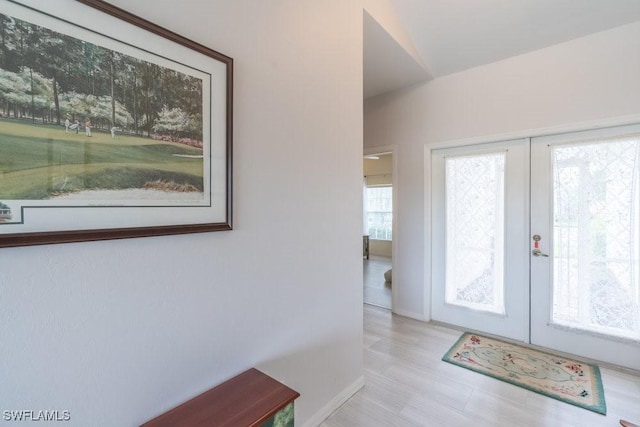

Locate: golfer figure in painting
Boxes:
[111,126,117,139]
[85,119,92,137]
[69,119,79,134]
[64,117,70,133]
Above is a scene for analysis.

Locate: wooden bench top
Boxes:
[141,368,300,427]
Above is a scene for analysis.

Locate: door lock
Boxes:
[532,234,549,257]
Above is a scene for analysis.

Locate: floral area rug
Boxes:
[442,333,606,415]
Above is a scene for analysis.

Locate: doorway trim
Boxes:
[364,144,398,313]
[425,113,640,151]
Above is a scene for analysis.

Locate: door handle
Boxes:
[532,248,549,257]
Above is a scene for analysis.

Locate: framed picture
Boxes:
[0,0,233,248]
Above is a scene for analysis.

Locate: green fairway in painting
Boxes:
[0,120,204,200]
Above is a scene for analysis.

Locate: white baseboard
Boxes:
[301,375,365,427]
[393,308,429,321]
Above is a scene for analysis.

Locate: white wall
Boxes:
[364,21,640,320]
[362,0,427,72]
[0,1,364,426]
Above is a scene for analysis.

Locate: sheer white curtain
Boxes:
[445,152,506,315]
[551,136,640,340]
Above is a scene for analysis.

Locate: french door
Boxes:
[431,138,530,342]
[432,125,640,371]
[530,125,640,370]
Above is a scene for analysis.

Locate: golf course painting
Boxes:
[0,0,232,247]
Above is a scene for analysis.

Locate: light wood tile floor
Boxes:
[320,305,640,427]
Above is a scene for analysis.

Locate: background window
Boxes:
[366,186,392,240]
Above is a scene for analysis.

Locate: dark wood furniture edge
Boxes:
[141,368,299,427]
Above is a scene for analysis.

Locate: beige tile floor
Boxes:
[363,256,392,309]
[320,305,640,427]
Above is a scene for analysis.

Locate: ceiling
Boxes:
[364,0,640,99]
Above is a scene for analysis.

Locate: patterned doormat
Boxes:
[442,333,606,415]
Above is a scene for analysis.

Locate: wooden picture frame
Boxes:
[0,0,233,248]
